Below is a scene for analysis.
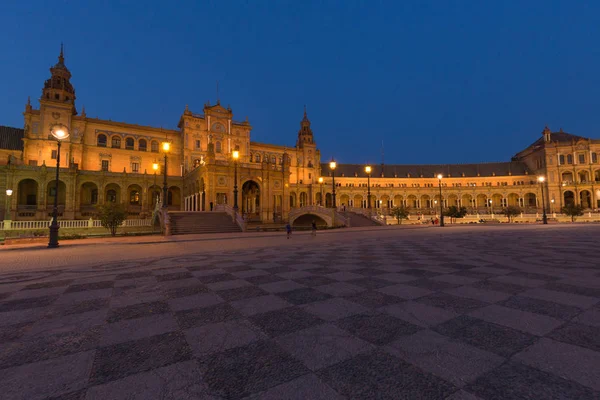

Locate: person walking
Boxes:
[286,222,292,239]
[311,220,317,236]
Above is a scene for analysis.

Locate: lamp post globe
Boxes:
[365,165,372,209]
[232,150,239,211]
[437,174,444,227]
[538,176,548,224]
[48,124,70,248]
[329,160,337,208]
[161,142,170,209]
[4,189,12,221]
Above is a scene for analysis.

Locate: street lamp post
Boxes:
[329,160,337,208]
[437,174,444,227]
[538,176,548,224]
[365,165,372,209]
[232,150,239,211]
[48,124,70,248]
[551,198,555,215]
[318,177,324,206]
[4,189,12,221]
[161,142,170,209]
[152,162,159,206]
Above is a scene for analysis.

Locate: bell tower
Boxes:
[40,44,77,115]
[296,105,314,148]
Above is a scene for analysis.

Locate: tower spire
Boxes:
[58,43,64,65]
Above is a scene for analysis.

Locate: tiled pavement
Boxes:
[0,226,599,399]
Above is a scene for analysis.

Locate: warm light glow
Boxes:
[5,189,12,196]
[551,199,555,203]
[162,142,170,152]
[152,163,159,171]
[232,150,239,160]
[50,124,70,140]
[434,200,438,204]
[318,177,323,184]
[437,174,443,180]
[329,161,337,170]
[538,176,545,183]
[365,165,372,174]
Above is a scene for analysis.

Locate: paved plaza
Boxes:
[0,224,599,399]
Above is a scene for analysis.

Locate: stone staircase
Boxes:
[344,211,381,227]
[169,212,242,235]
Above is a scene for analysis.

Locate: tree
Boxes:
[561,203,585,222]
[97,202,127,236]
[502,205,521,223]
[443,206,468,223]
[391,206,410,224]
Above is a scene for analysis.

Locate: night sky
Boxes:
[1,1,599,165]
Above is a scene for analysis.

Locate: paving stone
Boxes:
[377,283,433,299]
[100,314,179,346]
[401,268,441,278]
[316,282,366,297]
[507,271,561,281]
[345,290,404,308]
[306,267,340,275]
[85,360,212,400]
[162,283,209,299]
[114,271,153,280]
[245,274,286,285]
[545,282,600,298]
[276,323,374,371]
[0,350,95,400]
[574,306,600,327]
[416,292,489,314]
[0,294,59,312]
[198,339,310,398]
[196,273,238,284]
[216,285,269,301]
[175,303,242,329]
[230,294,291,316]
[521,287,600,308]
[547,322,600,352]
[432,274,481,286]
[466,361,598,400]
[107,301,170,322]
[514,338,600,391]
[301,297,369,321]
[443,285,512,303]
[249,307,324,337]
[470,280,528,294]
[258,279,305,293]
[336,311,422,345]
[185,319,266,356]
[490,275,547,288]
[46,297,109,318]
[433,315,538,357]
[205,278,252,291]
[293,275,338,287]
[383,301,459,327]
[406,278,462,291]
[318,350,456,399]
[22,279,74,290]
[245,373,344,400]
[89,331,193,386]
[469,304,563,336]
[499,295,582,320]
[386,329,504,387]
[277,288,333,305]
[64,281,114,293]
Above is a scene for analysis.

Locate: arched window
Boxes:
[91,189,98,204]
[255,154,261,162]
[130,190,140,205]
[249,153,253,162]
[151,141,159,152]
[111,136,121,149]
[271,155,276,163]
[125,137,134,150]
[215,141,222,153]
[106,190,117,203]
[139,139,147,151]
[97,134,107,147]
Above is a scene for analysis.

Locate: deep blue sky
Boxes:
[1,1,599,165]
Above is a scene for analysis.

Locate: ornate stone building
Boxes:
[1,49,599,223]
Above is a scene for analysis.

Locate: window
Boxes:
[55,94,59,100]
[131,162,139,173]
[97,134,107,147]
[111,137,121,148]
[91,189,98,204]
[567,154,573,165]
[215,141,222,153]
[593,153,598,163]
[579,154,586,164]
[195,140,200,149]
[255,154,261,162]
[130,190,140,205]
[28,160,38,166]
[151,141,159,152]
[101,160,109,171]
[139,139,147,151]
[106,189,117,203]
[235,144,240,151]
[125,138,134,150]
[51,150,57,159]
